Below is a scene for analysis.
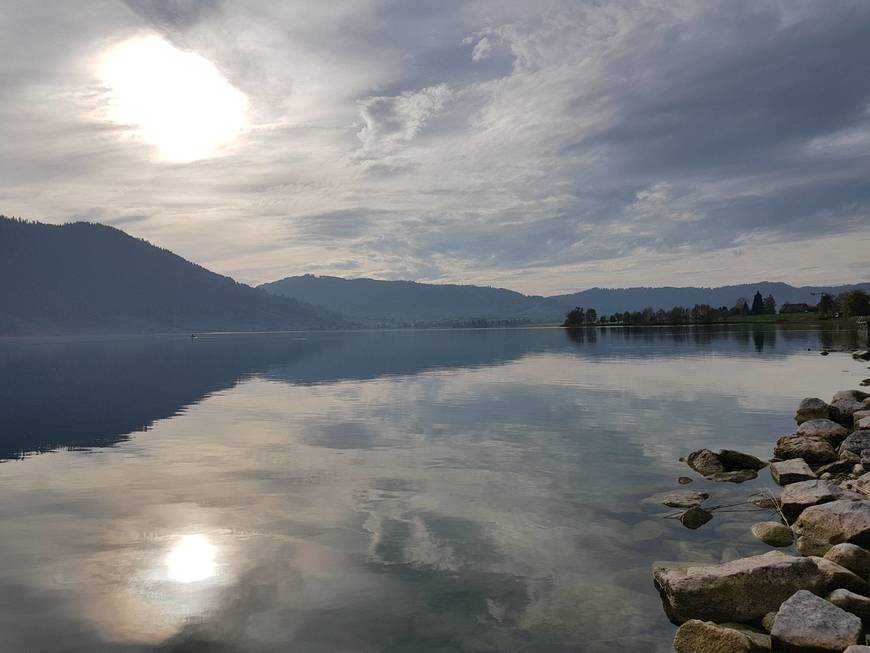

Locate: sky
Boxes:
[1,0,869,295]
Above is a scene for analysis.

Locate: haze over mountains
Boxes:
[2,217,867,335]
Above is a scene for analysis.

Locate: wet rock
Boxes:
[771,590,864,652]
[710,469,759,483]
[861,379,870,388]
[652,551,865,625]
[751,494,782,510]
[832,400,868,426]
[840,431,870,458]
[796,419,850,446]
[796,398,832,425]
[673,620,768,653]
[720,623,772,651]
[816,459,859,476]
[835,390,870,403]
[781,479,860,521]
[854,351,870,362]
[687,449,726,476]
[718,450,768,471]
[648,489,709,509]
[793,500,870,556]
[828,588,870,626]
[824,544,870,581]
[751,521,794,547]
[821,350,830,356]
[774,435,837,467]
[681,506,714,529]
[771,459,817,486]
[678,476,694,485]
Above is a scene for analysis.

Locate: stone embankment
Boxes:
[653,352,870,652]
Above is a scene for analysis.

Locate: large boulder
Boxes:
[796,398,832,425]
[824,544,870,581]
[673,620,769,653]
[835,390,870,403]
[771,459,817,486]
[771,590,864,652]
[652,551,867,625]
[840,431,870,458]
[774,435,837,467]
[781,479,860,521]
[796,419,850,446]
[687,448,725,476]
[828,588,870,627]
[686,448,767,481]
[752,521,794,547]
[832,400,868,426]
[793,500,870,556]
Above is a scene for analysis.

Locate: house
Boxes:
[779,303,817,314]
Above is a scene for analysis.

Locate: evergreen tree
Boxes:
[750,291,764,315]
[763,294,777,314]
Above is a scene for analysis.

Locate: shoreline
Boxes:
[652,348,870,652]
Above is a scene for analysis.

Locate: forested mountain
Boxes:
[0,217,344,335]
[259,275,567,326]
[262,275,870,325]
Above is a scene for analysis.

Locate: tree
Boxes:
[563,307,586,327]
[585,308,597,325]
[763,294,777,315]
[818,293,836,318]
[838,289,870,317]
[735,297,749,315]
[750,291,764,315]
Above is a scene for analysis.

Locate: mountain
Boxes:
[0,217,345,335]
[550,282,870,315]
[261,275,870,325]
[258,275,567,326]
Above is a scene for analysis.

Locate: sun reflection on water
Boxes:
[166,534,216,583]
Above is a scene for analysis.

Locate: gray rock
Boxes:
[718,449,768,471]
[710,469,759,483]
[832,400,868,426]
[829,588,870,626]
[687,449,726,476]
[793,500,870,556]
[652,551,866,624]
[678,476,694,485]
[844,646,870,652]
[771,459,817,486]
[771,590,864,652]
[853,410,870,428]
[796,419,850,446]
[751,521,794,547]
[841,431,870,458]
[816,459,860,476]
[858,416,870,430]
[674,620,768,653]
[824,544,870,581]
[752,494,782,510]
[796,398,832,425]
[686,448,767,480]
[762,612,777,633]
[774,435,837,467]
[834,390,870,403]
[648,489,709,508]
[781,479,860,521]
[720,623,772,651]
[681,506,714,529]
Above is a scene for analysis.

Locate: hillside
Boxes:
[0,217,345,335]
[259,275,566,326]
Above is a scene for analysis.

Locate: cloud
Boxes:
[357,83,454,154]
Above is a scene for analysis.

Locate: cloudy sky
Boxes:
[1,0,869,294]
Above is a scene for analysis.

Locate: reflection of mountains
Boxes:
[0,326,854,459]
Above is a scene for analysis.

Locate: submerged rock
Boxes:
[678,476,694,485]
[648,489,709,509]
[710,469,759,483]
[751,494,782,510]
[673,620,768,653]
[718,449,768,471]
[824,544,870,581]
[771,590,864,653]
[751,521,794,547]
[781,479,860,521]
[680,506,714,529]
[796,397,832,424]
[652,551,865,624]
[771,459,817,486]
[796,419,850,446]
[793,500,870,556]
[774,435,837,467]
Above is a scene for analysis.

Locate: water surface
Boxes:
[0,327,866,652]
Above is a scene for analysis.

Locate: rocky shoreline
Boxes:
[652,349,870,652]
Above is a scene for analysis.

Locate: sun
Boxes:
[99,35,247,162]
[166,534,217,583]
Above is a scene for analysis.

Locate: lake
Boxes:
[0,326,866,652]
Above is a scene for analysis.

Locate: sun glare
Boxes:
[99,35,247,162]
[166,534,216,583]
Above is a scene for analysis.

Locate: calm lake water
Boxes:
[0,327,867,652]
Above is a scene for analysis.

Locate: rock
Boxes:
[796,398,832,424]
[681,506,714,529]
[832,400,868,426]
[774,435,837,467]
[835,390,870,403]
[861,379,870,388]
[771,590,864,652]
[720,623,772,651]
[771,459,817,486]
[719,449,768,471]
[678,476,694,485]
[844,646,870,652]
[781,479,860,521]
[821,350,830,356]
[854,410,870,427]
[751,521,794,547]
[793,500,870,556]
[652,551,867,624]
[762,612,777,633]
[821,472,833,480]
[824,544,870,581]
[859,416,870,430]
[840,431,870,458]
[687,449,726,476]
[710,469,759,483]
[853,351,870,362]
[648,489,709,508]
[673,620,769,653]
[796,419,850,446]
[752,494,782,510]
[816,459,859,476]
[829,588,870,626]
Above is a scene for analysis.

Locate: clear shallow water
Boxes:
[0,326,866,652]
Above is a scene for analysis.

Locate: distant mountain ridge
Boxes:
[262,274,870,325]
[0,217,345,335]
